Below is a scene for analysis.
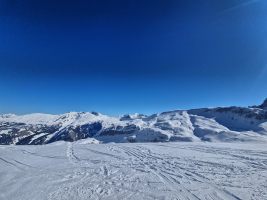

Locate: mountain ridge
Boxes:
[1,99,267,145]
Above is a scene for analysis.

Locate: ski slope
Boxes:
[0,141,266,200]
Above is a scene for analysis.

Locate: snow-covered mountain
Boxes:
[1,99,267,144]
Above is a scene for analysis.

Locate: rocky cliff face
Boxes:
[259,98,267,109]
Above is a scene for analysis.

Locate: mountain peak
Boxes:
[1,99,267,145]
[259,98,267,109]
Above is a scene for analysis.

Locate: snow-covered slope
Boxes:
[1,142,267,200]
[1,99,267,144]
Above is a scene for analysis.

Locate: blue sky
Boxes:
[0,0,267,115]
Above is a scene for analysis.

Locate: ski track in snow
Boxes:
[0,142,267,200]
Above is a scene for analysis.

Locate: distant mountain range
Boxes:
[1,99,267,145]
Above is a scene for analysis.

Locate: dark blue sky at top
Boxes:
[0,0,267,115]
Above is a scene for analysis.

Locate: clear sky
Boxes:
[0,0,267,115]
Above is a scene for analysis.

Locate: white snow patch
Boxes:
[0,142,266,200]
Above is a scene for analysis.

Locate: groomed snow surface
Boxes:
[1,141,266,200]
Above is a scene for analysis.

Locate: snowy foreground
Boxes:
[0,141,267,200]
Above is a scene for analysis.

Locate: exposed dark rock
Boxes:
[259,98,267,109]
